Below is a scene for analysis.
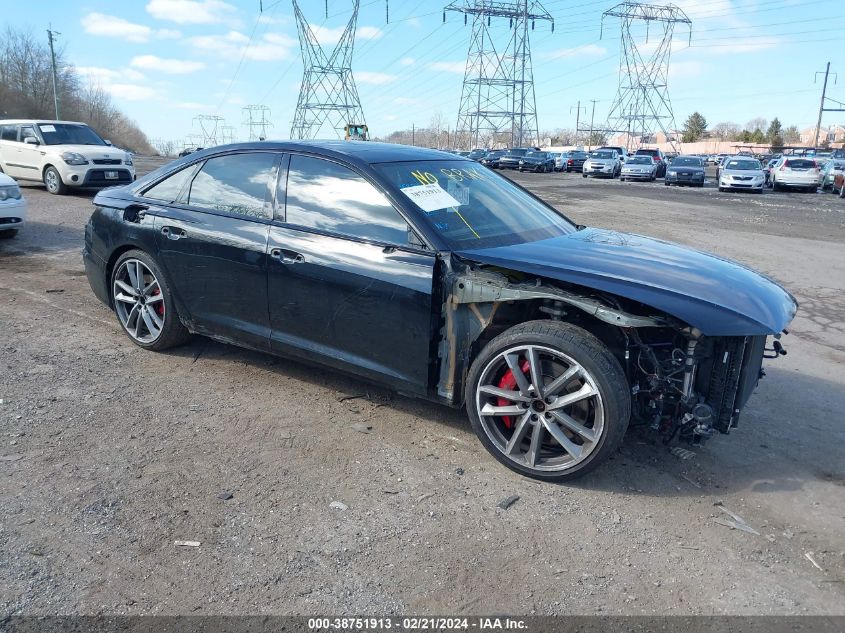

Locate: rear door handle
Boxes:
[161,226,187,240]
[270,248,305,264]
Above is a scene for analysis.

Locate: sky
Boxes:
[6,0,844,144]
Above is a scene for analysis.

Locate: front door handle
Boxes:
[161,226,187,240]
[270,248,305,264]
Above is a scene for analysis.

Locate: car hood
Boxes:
[0,173,18,186]
[45,144,127,160]
[454,227,797,336]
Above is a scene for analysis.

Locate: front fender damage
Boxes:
[436,258,669,403]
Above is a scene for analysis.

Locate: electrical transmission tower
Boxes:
[220,125,237,144]
[193,115,226,146]
[600,2,691,151]
[445,1,553,150]
[243,105,273,140]
[290,0,366,139]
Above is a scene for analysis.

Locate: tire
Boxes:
[718,187,725,192]
[110,249,190,351]
[664,180,670,187]
[582,174,588,178]
[43,166,67,195]
[466,320,630,482]
[620,177,625,182]
[840,184,845,198]
[0,228,19,239]
[772,181,781,191]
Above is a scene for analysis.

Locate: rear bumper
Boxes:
[776,178,818,188]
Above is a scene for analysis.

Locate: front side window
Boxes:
[374,160,576,250]
[38,123,105,146]
[285,155,410,246]
[188,152,277,219]
[143,164,199,203]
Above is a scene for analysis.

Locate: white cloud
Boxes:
[81,13,153,43]
[430,61,466,74]
[76,66,147,84]
[156,28,182,40]
[107,84,158,101]
[357,26,383,41]
[400,57,415,66]
[543,44,607,60]
[356,71,397,85]
[131,55,206,74]
[189,31,295,61]
[146,0,236,24]
[309,24,383,46]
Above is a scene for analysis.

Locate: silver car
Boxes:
[771,157,820,192]
[821,160,845,191]
[582,150,621,179]
[718,157,765,193]
[620,155,657,181]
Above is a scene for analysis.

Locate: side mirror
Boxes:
[23,136,39,145]
[104,139,113,145]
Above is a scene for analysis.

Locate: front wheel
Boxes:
[111,250,190,351]
[44,166,67,195]
[466,321,630,482]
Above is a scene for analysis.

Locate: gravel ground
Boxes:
[1,160,844,616]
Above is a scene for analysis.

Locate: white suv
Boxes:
[0,120,135,195]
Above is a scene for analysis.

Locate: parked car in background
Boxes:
[0,172,26,238]
[0,119,136,195]
[718,157,765,193]
[770,157,820,193]
[833,169,845,197]
[665,155,706,187]
[498,148,531,170]
[480,149,506,169]
[518,150,556,173]
[467,148,489,162]
[82,140,796,481]
[620,155,657,181]
[178,147,203,157]
[821,160,845,191]
[764,159,779,185]
[549,152,563,171]
[596,146,629,163]
[562,150,588,173]
[634,148,667,177]
[582,150,621,178]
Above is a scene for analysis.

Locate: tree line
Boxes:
[681,112,802,147]
[0,27,154,153]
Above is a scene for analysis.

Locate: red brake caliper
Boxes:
[497,358,530,429]
[152,288,164,316]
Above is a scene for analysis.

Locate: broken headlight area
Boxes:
[626,328,786,444]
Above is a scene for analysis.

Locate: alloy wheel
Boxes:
[113,259,166,343]
[45,169,59,193]
[475,345,605,472]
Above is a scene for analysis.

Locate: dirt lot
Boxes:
[1,159,844,616]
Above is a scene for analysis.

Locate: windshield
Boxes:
[569,151,587,158]
[468,150,487,159]
[590,151,614,159]
[672,157,703,167]
[626,157,652,165]
[374,160,575,249]
[505,149,528,157]
[38,123,106,146]
[724,159,761,170]
[525,151,545,158]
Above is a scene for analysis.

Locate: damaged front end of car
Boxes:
[436,256,792,446]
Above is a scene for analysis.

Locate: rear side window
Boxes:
[285,155,410,246]
[0,125,17,141]
[143,164,199,203]
[188,152,277,219]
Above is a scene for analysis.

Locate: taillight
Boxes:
[653,156,659,162]
[567,159,573,164]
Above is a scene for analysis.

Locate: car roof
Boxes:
[0,119,88,125]
[188,140,463,166]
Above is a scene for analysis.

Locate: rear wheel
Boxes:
[111,249,190,351]
[466,321,630,482]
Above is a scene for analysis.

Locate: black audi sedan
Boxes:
[84,141,796,481]
[664,155,706,187]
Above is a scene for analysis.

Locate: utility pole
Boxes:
[47,26,60,119]
[570,100,586,144]
[587,99,598,150]
[814,62,835,148]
